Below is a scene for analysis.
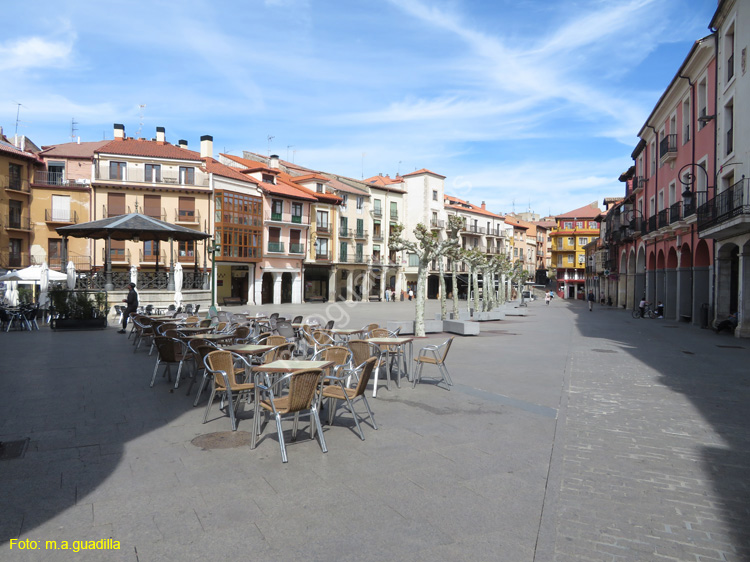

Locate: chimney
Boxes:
[156,126,166,144]
[481,201,486,210]
[269,154,279,169]
[200,135,213,158]
[114,123,125,140]
[178,139,188,149]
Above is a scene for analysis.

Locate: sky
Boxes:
[1,0,719,217]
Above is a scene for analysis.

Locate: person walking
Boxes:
[587,290,595,312]
[545,292,551,305]
[119,282,138,333]
[408,288,414,301]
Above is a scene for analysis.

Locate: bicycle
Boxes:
[632,302,656,319]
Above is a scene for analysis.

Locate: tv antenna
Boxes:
[135,104,146,137]
[397,160,402,176]
[70,118,79,141]
[13,102,25,136]
[267,135,274,155]
[286,145,293,161]
[361,152,366,179]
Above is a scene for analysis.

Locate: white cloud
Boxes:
[0,36,74,71]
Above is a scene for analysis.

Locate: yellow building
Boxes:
[31,141,109,272]
[550,202,601,299]
[1,136,40,270]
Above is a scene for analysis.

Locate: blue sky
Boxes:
[2,0,718,216]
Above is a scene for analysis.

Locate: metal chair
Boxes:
[321,357,378,439]
[203,350,255,431]
[252,368,327,463]
[413,337,455,389]
[150,336,189,389]
[132,316,155,353]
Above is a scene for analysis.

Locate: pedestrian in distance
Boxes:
[384,289,389,302]
[408,288,414,301]
[545,293,551,305]
[638,297,647,318]
[119,282,138,333]
[656,301,664,318]
[587,290,595,311]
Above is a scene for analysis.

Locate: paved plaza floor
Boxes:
[1,298,748,561]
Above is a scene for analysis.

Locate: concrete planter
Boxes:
[51,317,108,331]
[387,319,443,335]
[443,319,480,335]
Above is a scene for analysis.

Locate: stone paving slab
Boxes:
[1,298,748,561]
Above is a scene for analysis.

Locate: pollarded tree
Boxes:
[389,220,461,337]
[437,215,464,320]
[461,247,487,314]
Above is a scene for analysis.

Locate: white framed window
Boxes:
[356,196,364,209]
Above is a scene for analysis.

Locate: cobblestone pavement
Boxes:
[0,298,748,561]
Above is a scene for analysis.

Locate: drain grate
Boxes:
[0,438,30,461]
[191,431,254,450]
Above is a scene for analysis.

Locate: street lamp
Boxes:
[679,162,710,213]
[207,239,221,310]
[620,208,644,238]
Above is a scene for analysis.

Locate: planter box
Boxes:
[473,310,505,321]
[443,319,480,336]
[51,317,108,331]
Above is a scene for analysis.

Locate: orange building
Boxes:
[550,202,601,299]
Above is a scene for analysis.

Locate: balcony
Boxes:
[4,215,31,231]
[659,134,677,164]
[430,219,444,229]
[47,254,91,271]
[371,208,382,217]
[669,202,682,225]
[0,251,30,268]
[339,228,353,238]
[267,241,285,253]
[1,174,31,194]
[657,209,669,229]
[315,252,330,262]
[291,214,303,224]
[648,215,657,232]
[175,209,201,224]
[103,248,132,264]
[371,256,383,265]
[316,224,330,234]
[45,209,79,224]
[372,232,383,242]
[95,167,209,187]
[698,178,750,238]
[390,211,398,221]
[175,250,198,263]
[289,243,305,254]
[139,249,167,263]
[354,229,368,239]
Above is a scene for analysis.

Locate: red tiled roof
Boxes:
[364,174,404,186]
[555,202,602,219]
[291,173,329,184]
[444,194,502,219]
[402,168,446,179]
[97,138,202,161]
[0,139,42,162]
[202,158,258,184]
[40,140,110,159]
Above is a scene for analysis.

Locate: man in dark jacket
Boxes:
[119,283,138,333]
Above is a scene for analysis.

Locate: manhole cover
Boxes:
[716,345,744,349]
[0,438,30,461]
[191,431,254,450]
[592,349,617,353]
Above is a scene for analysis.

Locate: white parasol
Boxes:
[130,265,138,285]
[5,279,19,306]
[39,261,50,307]
[173,262,183,307]
[66,261,76,290]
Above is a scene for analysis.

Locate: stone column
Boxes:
[254,270,263,305]
[664,269,677,319]
[714,257,733,322]
[291,272,302,304]
[273,272,282,305]
[346,269,354,301]
[692,266,710,327]
[328,267,337,302]
[736,251,750,338]
[634,272,646,309]
[676,267,692,321]
[362,268,371,301]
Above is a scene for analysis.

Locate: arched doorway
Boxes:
[261,272,274,304]
[715,242,739,321]
[664,247,678,320]
[281,272,293,304]
[678,244,693,321]
[694,239,711,325]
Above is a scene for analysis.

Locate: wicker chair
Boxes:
[252,368,327,463]
[413,337,455,389]
[198,318,212,328]
[321,356,378,439]
[203,350,255,431]
[150,336,189,389]
[361,323,379,337]
[232,325,252,344]
[312,345,352,382]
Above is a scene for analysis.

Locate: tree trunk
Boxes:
[466,268,472,314]
[438,258,447,320]
[415,257,429,337]
[472,268,480,313]
[452,261,460,318]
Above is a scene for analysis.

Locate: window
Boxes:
[289,230,303,253]
[178,197,195,221]
[214,190,263,260]
[178,240,195,259]
[432,190,438,201]
[8,200,22,228]
[143,240,160,261]
[316,182,324,193]
[144,195,161,219]
[658,190,664,211]
[262,173,276,184]
[271,199,283,220]
[51,195,71,222]
[408,253,419,267]
[316,210,329,230]
[373,220,382,238]
[355,243,364,262]
[291,202,303,223]
[567,254,574,264]
[669,182,676,206]
[649,141,656,175]
[108,193,125,217]
[576,221,583,228]
[179,166,195,185]
[339,241,348,261]
[697,77,708,130]
[563,221,573,229]
[725,99,734,155]
[267,227,282,252]
[390,201,398,219]
[578,254,585,264]
[567,237,574,247]
[48,239,62,262]
[341,194,348,209]
[579,238,588,246]
[8,163,22,189]
[144,164,161,183]
[588,221,597,229]
[109,161,126,180]
[373,199,382,216]
[340,216,348,233]
[682,97,690,144]
[356,218,364,236]
[356,196,363,210]
[725,25,735,82]
[315,237,328,258]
